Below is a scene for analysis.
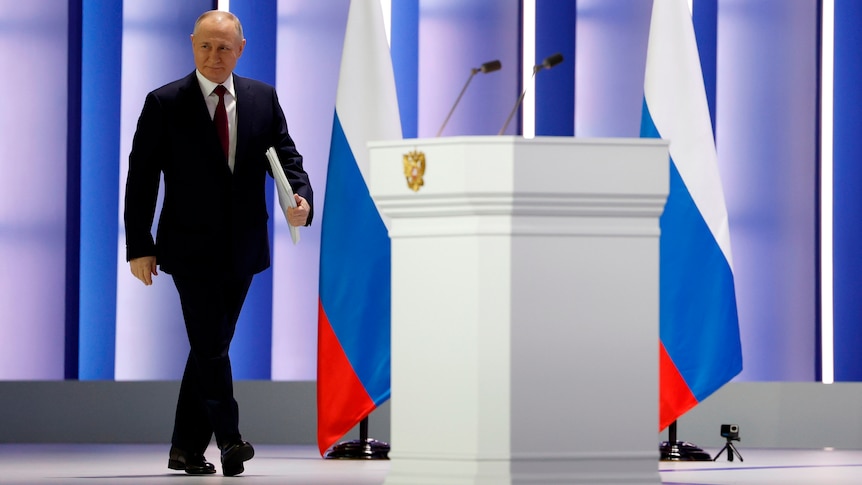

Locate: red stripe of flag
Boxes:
[316,300,376,456]
[659,341,698,431]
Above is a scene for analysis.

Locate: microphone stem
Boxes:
[498,70,537,136]
[436,70,478,137]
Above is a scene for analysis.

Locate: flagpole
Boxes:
[659,420,711,461]
[323,417,390,460]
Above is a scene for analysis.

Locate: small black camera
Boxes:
[720,424,739,440]
[715,424,744,461]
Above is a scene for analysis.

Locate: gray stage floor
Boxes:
[2,444,862,484]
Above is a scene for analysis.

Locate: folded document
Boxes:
[265,147,300,244]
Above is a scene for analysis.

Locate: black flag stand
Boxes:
[659,421,712,461]
[323,417,390,460]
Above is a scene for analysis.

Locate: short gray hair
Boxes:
[193,10,244,42]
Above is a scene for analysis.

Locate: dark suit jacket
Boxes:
[124,71,313,277]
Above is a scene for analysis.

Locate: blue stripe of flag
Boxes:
[642,100,742,401]
[319,114,391,405]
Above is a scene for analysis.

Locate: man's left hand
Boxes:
[287,195,310,227]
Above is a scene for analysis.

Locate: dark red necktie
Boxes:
[213,85,229,159]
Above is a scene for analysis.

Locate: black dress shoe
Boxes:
[168,445,216,475]
[220,441,254,477]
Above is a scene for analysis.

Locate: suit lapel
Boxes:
[234,75,254,174]
[178,72,216,136]
[178,71,232,174]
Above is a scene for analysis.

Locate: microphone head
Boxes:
[541,53,564,69]
[479,60,502,73]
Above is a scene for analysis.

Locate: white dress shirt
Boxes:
[196,70,238,172]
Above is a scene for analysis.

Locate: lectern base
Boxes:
[324,439,390,460]
[660,440,712,461]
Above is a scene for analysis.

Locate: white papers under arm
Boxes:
[265,147,300,244]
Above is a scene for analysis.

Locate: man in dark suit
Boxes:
[124,10,312,477]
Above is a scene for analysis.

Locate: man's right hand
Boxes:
[130,256,158,286]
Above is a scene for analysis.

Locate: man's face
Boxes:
[191,15,245,84]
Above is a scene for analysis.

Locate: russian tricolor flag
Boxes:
[317,0,402,456]
[640,0,743,430]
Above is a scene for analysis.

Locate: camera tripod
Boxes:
[713,436,744,462]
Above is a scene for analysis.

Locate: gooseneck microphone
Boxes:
[497,52,564,136]
[540,52,564,70]
[436,60,502,137]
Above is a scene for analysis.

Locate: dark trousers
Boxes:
[170,271,253,452]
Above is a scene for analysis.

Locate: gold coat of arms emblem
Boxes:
[402,150,426,192]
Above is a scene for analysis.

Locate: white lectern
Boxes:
[369,136,669,485]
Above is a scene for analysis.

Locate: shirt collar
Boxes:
[195,70,236,98]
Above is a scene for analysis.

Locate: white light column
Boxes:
[820,0,835,384]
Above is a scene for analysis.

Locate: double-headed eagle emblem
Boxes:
[402,150,426,192]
